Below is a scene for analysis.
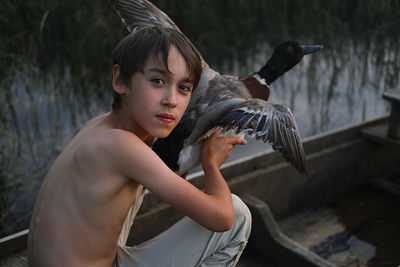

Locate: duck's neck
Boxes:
[257,60,280,85]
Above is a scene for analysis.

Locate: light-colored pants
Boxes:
[115,194,252,267]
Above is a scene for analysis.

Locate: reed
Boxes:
[2,0,399,77]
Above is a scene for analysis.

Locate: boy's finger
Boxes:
[225,137,247,145]
[233,138,247,145]
[211,130,222,138]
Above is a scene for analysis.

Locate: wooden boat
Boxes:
[1,92,400,266]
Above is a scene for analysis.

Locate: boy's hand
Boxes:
[201,130,247,170]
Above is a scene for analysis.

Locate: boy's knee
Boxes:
[231,194,252,239]
[232,194,251,220]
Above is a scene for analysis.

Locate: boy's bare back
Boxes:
[28,113,144,267]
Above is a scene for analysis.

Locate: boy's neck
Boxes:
[108,110,150,141]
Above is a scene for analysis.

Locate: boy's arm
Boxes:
[104,129,246,232]
[200,130,245,229]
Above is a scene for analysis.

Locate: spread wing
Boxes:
[109,0,207,64]
[109,0,181,33]
[202,99,312,175]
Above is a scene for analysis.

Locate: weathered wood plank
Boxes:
[361,124,400,147]
[241,194,335,267]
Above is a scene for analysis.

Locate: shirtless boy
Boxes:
[28,26,251,267]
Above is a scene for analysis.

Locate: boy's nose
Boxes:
[161,87,178,108]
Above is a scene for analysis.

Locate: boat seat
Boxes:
[361,89,400,146]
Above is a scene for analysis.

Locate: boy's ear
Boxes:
[112,65,126,94]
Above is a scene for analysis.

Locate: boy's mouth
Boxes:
[156,113,175,123]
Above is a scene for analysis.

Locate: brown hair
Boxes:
[112,26,202,110]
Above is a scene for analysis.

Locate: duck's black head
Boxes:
[258,40,322,85]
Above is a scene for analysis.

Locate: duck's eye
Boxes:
[286,46,294,53]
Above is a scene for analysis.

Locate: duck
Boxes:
[109,0,322,177]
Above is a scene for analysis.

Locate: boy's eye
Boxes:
[179,84,193,92]
[151,78,165,85]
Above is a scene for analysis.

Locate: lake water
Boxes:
[0,0,399,237]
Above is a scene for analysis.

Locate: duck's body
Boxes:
[110,0,321,176]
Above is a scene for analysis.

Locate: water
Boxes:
[0,0,399,237]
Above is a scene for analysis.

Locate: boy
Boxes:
[28,26,251,267]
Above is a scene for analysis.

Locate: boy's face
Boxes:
[113,45,193,139]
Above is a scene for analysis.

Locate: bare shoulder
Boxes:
[78,126,177,188]
[72,113,159,181]
[76,128,146,169]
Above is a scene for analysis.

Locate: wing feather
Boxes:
[212,99,312,175]
[109,0,181,32]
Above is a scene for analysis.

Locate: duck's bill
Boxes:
[301,45,323,55]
